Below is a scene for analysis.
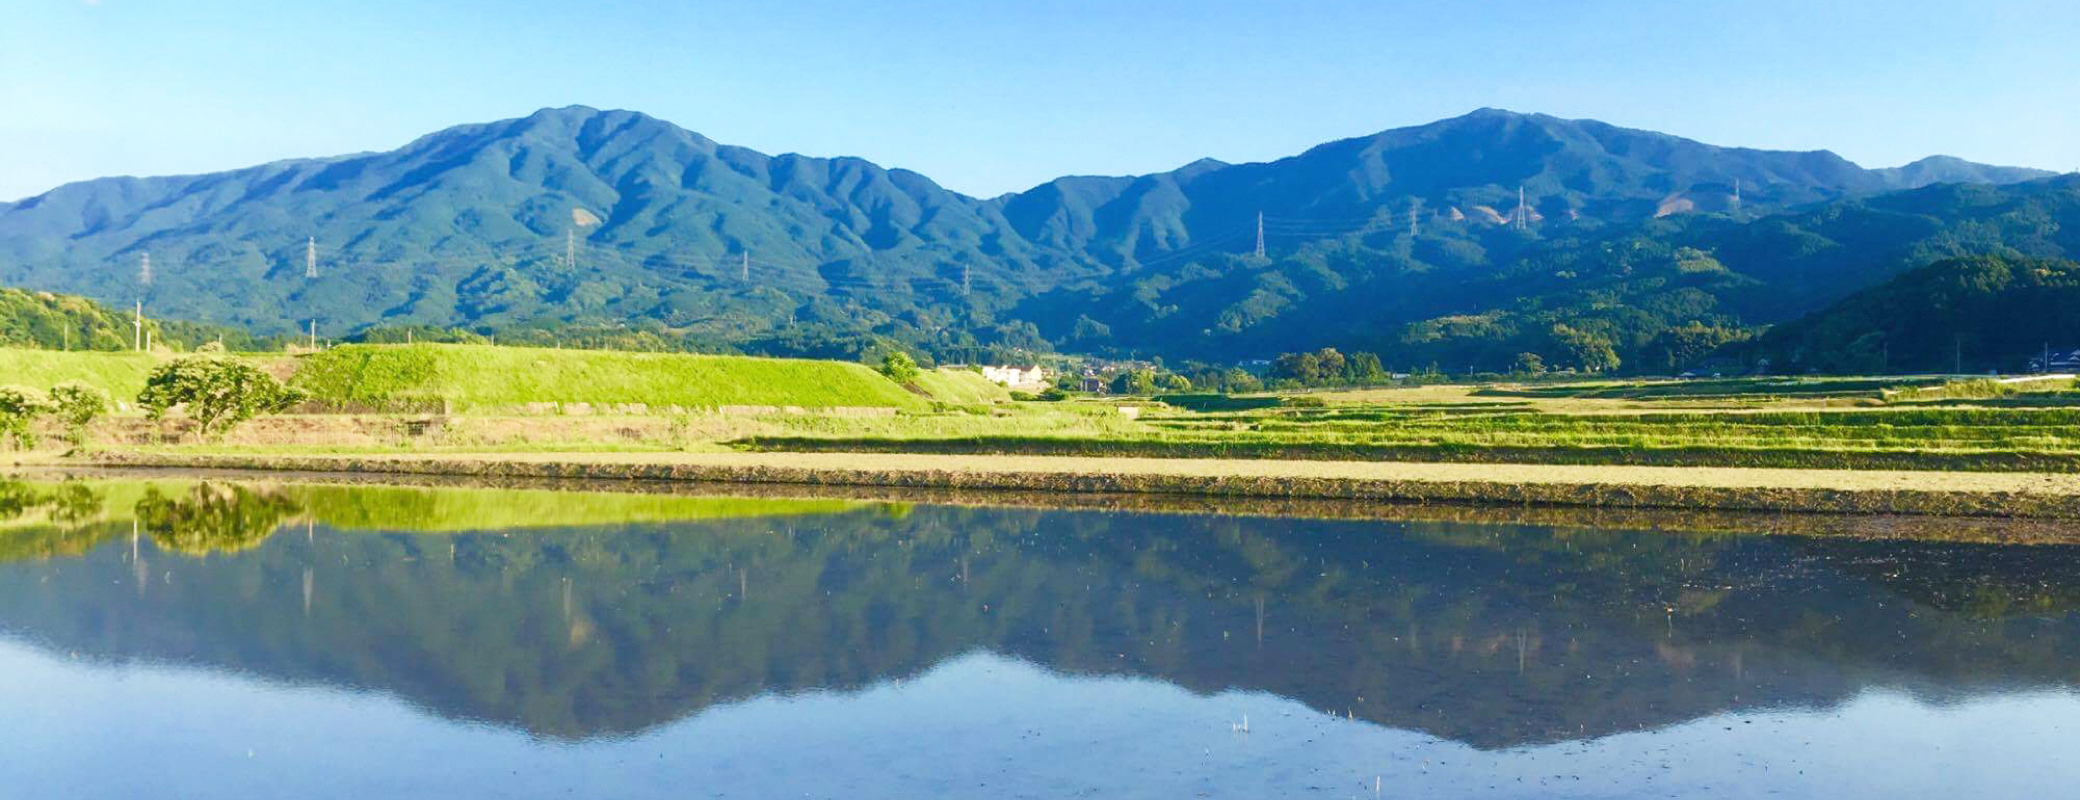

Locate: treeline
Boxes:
[1748,255,2080,374]
[0,288,275,351]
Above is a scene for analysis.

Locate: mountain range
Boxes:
[0,105,2068,369]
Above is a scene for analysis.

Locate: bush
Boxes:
[1008,390,1038,401]
[0,385,52,450]
[1282,395,1327,408]
[879,351,920,385]
[1038,387,1069,401]
[138,355,307,437]
[48,382,111,449]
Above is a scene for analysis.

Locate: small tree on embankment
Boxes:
[0,385,52,451]
[138,354,306,439]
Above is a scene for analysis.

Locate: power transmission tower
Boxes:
[566,231,576,269]
[741,252,750,282]
[1409,201,1421,237]
[305,237,318,279]
[1254,212,1266,258]
[1516,187,1529,230]
[961,263,971,297]
[1733,178,1742,208]
[140,252,152,287]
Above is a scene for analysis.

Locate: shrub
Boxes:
[48,382,112,449]
[1008,390,1038,401]
[1038,387,1069,401]
[1283,395,1327,408]
[138,355,307,437]
[0,385,52,450]
[879,351,920,385]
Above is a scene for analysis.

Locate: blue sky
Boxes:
[4,0,2076,201]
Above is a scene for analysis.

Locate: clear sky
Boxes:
[4,0,2077,202]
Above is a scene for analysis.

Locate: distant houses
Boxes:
[2031,348,2080,373]
[979,364,1051,391]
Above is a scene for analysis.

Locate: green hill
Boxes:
[1746,255,2080,374]
[0,287,266,351]
[288,343,926,412]
[910,368,1013,404]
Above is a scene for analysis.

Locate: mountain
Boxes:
[0,106,2058,364]
[1743,255,2080,374]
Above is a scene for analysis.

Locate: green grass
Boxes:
[287,484,884,531]
[0,348,163,400]
[289,344,928,412]
[910,368,1011,405]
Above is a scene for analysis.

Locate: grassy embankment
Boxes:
[288,344,933,412]
[0,350,164,398]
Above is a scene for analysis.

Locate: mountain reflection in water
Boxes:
[2,477,2078,797]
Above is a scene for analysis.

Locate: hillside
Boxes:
[0,287,268,351]
[0,106,2052,364]
[1747,255,2080,374]
[287,344,926,411]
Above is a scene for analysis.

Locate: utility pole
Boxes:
[140,252,152,287]
[1733,178,1742,208]
[1955,335,1963,375]
[2045,342,2053,374]
[305,237,318,279]
[133,301,143,352]
[1254,212,1266,259]
[309,320,318,351]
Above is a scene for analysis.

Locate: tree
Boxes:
[0,385,51,450]
[1158,373,1192,392]
[1313,348,1346,381]
[137,355,306,437]
[1551,325,1621,373]
[1345,352,1387,384]
[48,382,111,450]
[1512,352,1546,376]
[1222,368,1263,393]
[1109,368,1159,395]
[878,351,920,385]
[1272,352,1322,383]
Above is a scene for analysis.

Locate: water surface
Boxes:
[1,477,2076,798]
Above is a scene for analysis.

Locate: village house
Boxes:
[979,364,1052,391]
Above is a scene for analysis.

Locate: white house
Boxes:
[980,364,1051,391]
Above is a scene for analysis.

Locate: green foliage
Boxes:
[47,382,110,448]
[879,351,920,386]
[1109,368,1159,395]
[137,355,306,436]
[0,287,265,351]
[1551,325,1621,373]
[1512,352,1546,375]
[1751,256,2080,374]
[0,385,52,450]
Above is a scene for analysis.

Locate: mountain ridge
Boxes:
[0,106,2063,367]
